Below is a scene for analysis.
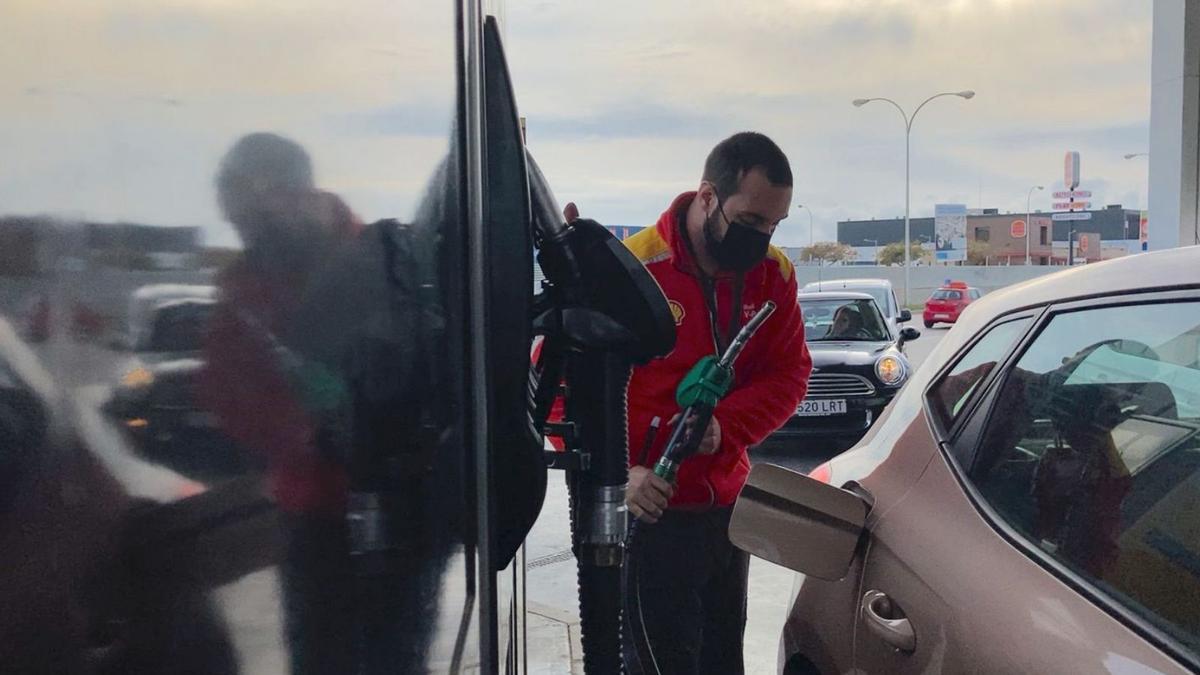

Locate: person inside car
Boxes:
[827,305,869,340]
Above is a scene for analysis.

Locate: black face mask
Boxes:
[704,201,771,272]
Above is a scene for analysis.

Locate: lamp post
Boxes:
[1025,185,1043,266]
[853,90,975,306]
[796,204,815,261]
[1124,153,1148,252]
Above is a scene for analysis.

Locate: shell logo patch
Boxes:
[668,300,685,326]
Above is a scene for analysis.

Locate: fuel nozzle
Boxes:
[653,301,776,482]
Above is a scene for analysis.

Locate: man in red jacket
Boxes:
[621,132,811,674]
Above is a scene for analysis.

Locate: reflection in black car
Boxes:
[104,296,257,482]
[764,292,918,448]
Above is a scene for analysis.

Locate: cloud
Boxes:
[0,0,1156,252]
[529,103,726,140]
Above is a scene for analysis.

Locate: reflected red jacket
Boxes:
[198,192,362,516]
[625,192,811,508]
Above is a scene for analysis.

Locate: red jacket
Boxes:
[627,192,811,508]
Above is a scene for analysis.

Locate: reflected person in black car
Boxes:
[199,132,454,674]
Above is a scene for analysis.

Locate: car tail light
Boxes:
[808,461,832,484]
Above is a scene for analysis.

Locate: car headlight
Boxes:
[120,366,155,389]
[875,355,906,386]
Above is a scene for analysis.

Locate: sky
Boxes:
[506,0,1154,246]
[0,0,1153,248]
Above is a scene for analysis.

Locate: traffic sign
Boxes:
[1052,201,1091,210]
[1010,219,1026,238]
[1052,190,1091,199]
[1052,212,1092,221]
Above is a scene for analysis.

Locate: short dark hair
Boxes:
[702,132,792,200]
[216,132,314,198]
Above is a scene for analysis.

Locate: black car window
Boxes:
[931,289,963,301]
[965,301,1200,654]
[803,298,889,342]
[144,303,214,353]
[928,317,1032,430]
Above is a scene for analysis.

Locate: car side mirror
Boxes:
[729,463,868,581]
[898,309,912,323]
[899,327,921,343]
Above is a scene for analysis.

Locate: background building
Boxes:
[836,205,1141,265]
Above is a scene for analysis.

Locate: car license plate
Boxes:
[934,313,950,319]
[796,399,847,416]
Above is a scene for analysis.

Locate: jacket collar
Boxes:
[656,191,706,277]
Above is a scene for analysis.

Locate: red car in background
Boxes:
[923,281,982,328]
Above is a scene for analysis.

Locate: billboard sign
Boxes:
[1052,190,1091,199]
[1010,219,1027,239]
[934,203,967,263]
[1052,201,1091,210]
[1064,151,1080,190]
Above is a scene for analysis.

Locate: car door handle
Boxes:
[861,590,916,652]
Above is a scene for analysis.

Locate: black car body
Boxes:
[766,291,919,446]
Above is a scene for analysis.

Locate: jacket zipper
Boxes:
[701,276,720,509]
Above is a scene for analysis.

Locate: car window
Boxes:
[143,303,214,353]
[931,289,963,301]
[862,288,889,313]
[802,298,890,342]
[966,301,1200,654]
[928,317,1032,428]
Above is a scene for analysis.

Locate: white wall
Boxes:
[1149,0,1200,249]
[788,262,1059,306]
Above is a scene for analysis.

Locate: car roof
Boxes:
[131,284,216,301]
[797,291,877,302]
[802,278,892,290]
[153,297,217,312]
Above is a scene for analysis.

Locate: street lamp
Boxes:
[853,90,975,306]
[1123,153,1148,251]
[1025,185,1043,266]
[864,238,880,264]
[796,204,815,259]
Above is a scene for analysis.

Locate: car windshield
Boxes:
[802,298,889,342]
[806,285,890,314]
[931,289,963,301]
[141,302,215,353]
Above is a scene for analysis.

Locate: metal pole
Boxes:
[1026,198,1032,266]
[1025,186,1041,265]
[904,125,911,306]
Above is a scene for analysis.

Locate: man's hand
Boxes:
[668,413,722,456]
[627,465,674,523]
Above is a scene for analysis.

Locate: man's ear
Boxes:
[697,181,717,212]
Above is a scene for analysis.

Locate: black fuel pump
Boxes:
[526,153,675,674]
